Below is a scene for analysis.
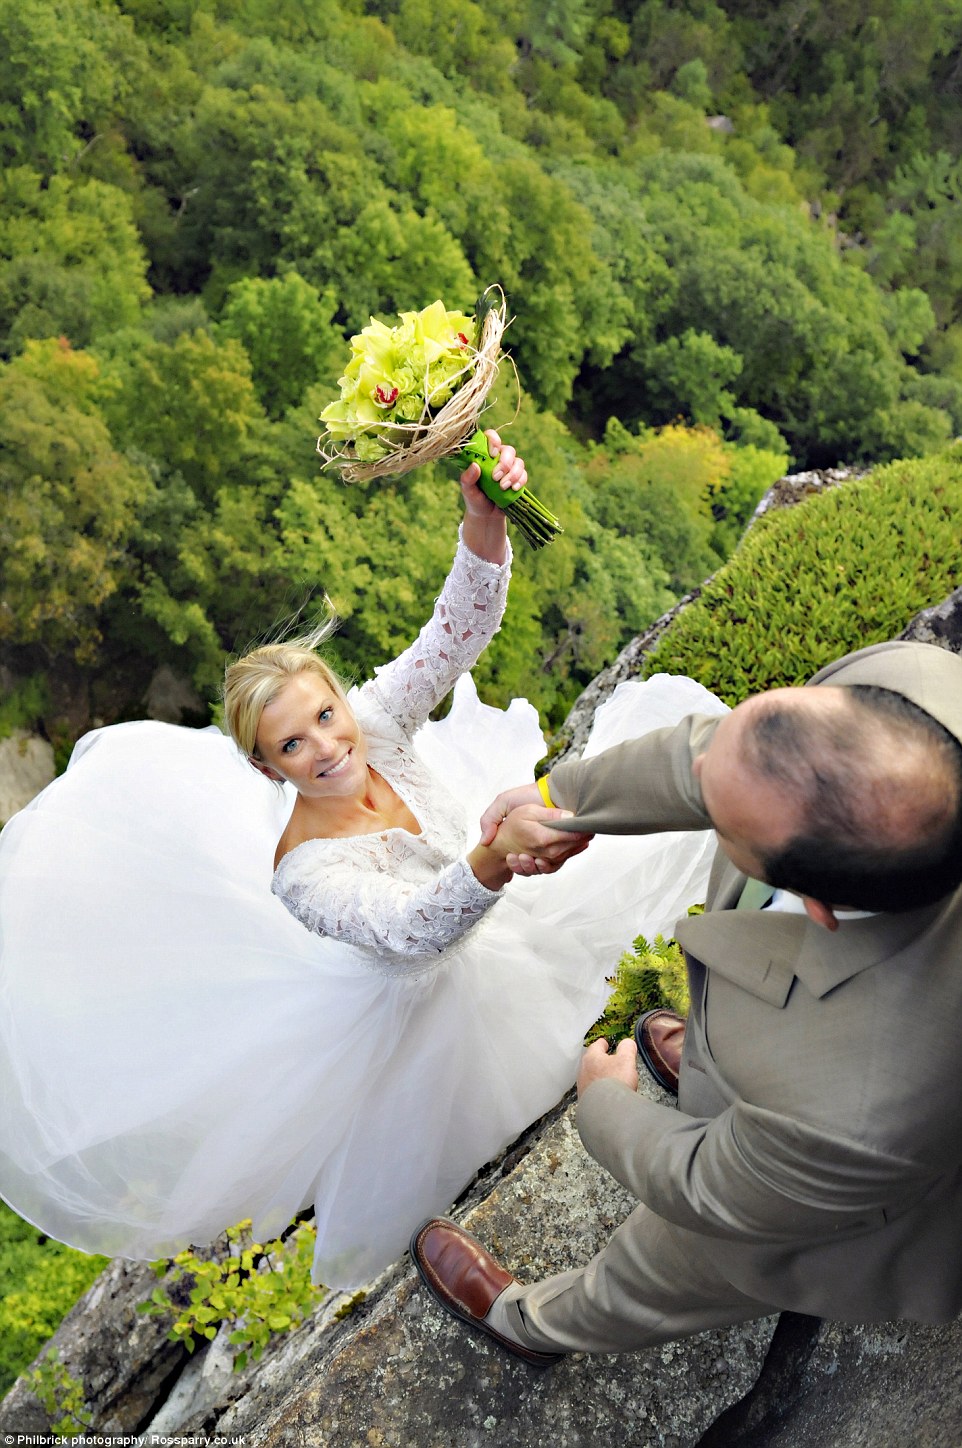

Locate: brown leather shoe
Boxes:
[634,1008,686,1095]
[410,1218,561,1368]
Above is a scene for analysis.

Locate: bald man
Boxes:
[412,641,962,1365]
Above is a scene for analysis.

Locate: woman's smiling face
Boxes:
[253,671,368,799]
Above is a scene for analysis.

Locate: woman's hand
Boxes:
[468,805,592,890]
[460,428,527,515]
[479,783,544,845]
[500,803,593,877]
[458,428,527,564]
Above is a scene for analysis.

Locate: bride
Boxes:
[0,433,726,1289]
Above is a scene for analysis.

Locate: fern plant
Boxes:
[586,930,692,1047]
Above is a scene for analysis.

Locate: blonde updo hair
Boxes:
[224,623,350,760]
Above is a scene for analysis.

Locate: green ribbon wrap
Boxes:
[457,430,563,550]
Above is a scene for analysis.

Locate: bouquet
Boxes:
[318,288,562,548]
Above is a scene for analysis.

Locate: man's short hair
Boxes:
[747,685,962,912]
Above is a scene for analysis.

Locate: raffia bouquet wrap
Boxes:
[318,289,562,548]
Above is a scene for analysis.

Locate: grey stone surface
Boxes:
[144,664,206,724]
[0,1257,187,1434]
[899,585,962,655]
[238,1087,776,1448]
[748,466,866,521]
[752,1318,962,1448]
[0,730,55,824]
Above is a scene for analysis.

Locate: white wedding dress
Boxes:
[0,535,727,1289]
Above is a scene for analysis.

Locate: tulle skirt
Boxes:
[0,674,726,1288]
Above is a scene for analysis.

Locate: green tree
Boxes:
[568,150,947,466]
[0,170,150,357]
[218,272,342,419]
[0,341,153,663]
[98,329,266,502]
[871,152,962,332]
[0,0,142,174]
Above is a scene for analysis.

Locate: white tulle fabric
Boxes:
[0,556,727,1288]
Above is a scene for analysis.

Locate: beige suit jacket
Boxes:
[549,642,962,1322]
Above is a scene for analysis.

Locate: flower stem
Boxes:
[458,430,563,550]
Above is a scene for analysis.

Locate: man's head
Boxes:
[693,684,962,918]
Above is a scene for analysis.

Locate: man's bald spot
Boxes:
[744,686,958,854]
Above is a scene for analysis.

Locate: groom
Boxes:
[411,639,962,1364]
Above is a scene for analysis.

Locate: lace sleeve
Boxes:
[365,527,511,734]
[273,849,501,959]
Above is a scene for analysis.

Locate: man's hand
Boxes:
[577,1037,639,1099]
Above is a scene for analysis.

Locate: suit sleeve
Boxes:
[577,1079,934,1243]
[547,714,721,835]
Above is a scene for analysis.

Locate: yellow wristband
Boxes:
[537,774,555,809]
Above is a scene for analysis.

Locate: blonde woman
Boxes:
[0,435,725,1289]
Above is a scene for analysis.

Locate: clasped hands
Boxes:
[478,782,593,877]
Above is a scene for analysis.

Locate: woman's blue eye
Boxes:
[282,739,298,755]
[319,707,333,721]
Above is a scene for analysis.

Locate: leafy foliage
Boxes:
[0,169,150,357]
[586,419,787,591]
[0,340,153,663]
[24,1351,92,1440]
[585,932,692,1047]
[0,0,957,746]
[139,1218,325,1373]
[0,1201,107,1398]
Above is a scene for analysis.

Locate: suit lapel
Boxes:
[678,897,940,1006]
[677,910,802,1006]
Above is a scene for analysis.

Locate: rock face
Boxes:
[0,1081,778,1447]
[708,1317,962,1448]
[234,1099,775,1448]
[899,585,962,653]
[0,1258,192,1435]
[0,731,55,825]
[144,665,206,725]
[4,465,962,1445]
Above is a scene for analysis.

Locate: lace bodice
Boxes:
[272,531,511,971]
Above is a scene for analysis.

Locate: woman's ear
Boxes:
[249,757,284,783]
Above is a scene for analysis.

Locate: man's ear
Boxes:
[802,896,840,932]
[249,757,283,783]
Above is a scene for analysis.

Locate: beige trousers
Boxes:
[492,1202,778,1355]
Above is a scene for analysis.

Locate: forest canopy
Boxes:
[1,0,960,741]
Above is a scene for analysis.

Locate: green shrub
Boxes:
[645,444,962,702]
[0,675,48,741]
[139,1218,326,1374]
[24,1351,92,1440]
[0,1203,107,1397]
